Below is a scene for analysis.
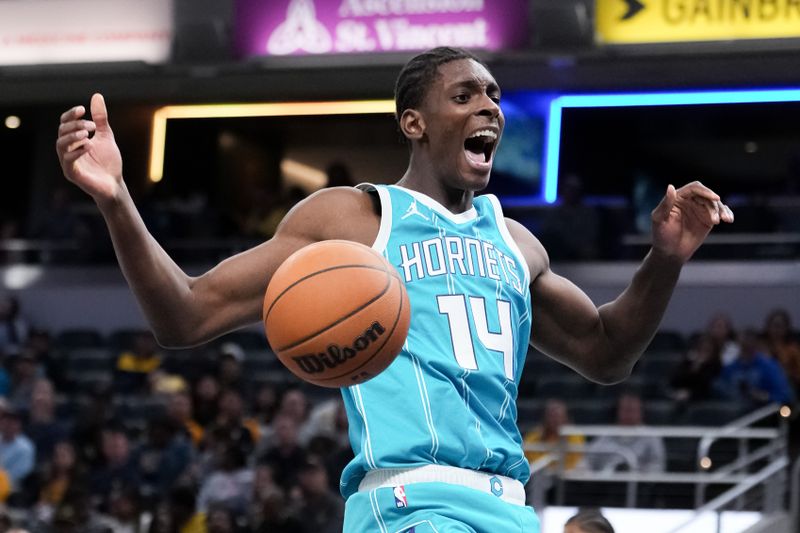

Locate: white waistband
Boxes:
[357,465,526,506]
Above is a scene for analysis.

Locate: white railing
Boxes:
[525,403,791,524]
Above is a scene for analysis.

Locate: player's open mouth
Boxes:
[463,129,497,170]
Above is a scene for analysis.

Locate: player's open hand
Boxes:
[56,93,123,204]
[650,181,734,263]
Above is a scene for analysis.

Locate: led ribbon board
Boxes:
[544,89,800,203]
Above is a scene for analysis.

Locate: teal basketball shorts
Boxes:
[342,476,541,533]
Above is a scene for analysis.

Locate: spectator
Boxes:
[192,375,220,428]
[523,399,585,471]
[669,334,723,402]
[584,392,666,473]
[152,485,207,533]
[274,388,311,445]
[136,416,193,506]
[250,384,279,446]
[26,329,60,389]
[325,162,354,188]
[205,505,237,533]
[8,348,41,411]
[0,296,29,356]
[217,343,247,395]
[196,442,253,514]
[167,391,204,449]
[50,489,113,533]
[258,415,307,492]
[705,312,740,365]
[25,378,70,463]
[538,174,600,261]
[0,353,10,399]
[88,425,139,512]
[32,441,85,526]
[714,328,795,407]
[102,485,147,533]
[299,397,346,447]
[564,508,615,533]
[209,389,256,459]
[71,384,115,469]
[0,401,35,492]
[250,463,301,533]
[762,308,800,395]
[288,457,344,533]
[114,332,162,394]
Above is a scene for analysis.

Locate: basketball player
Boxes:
[56,47,733,532]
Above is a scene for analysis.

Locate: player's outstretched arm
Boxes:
[511,181,733,384]
[56,94,376,347]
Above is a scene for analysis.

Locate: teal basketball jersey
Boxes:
[339,184,533,499]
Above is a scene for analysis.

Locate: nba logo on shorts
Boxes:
[393,485,408,508]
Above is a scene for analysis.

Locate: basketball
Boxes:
[263,240,410,388]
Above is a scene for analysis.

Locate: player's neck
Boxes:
[397,161,474,214]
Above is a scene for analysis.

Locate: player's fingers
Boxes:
[90,93,112,133]
[677,181,721,203]
[651,184,677,221]
[58,119,96,137]
[60,105,85,124]
[56,130,90,154]
[61,144,89,166]
[718,201,735,223]
[689,195,719,225]
[66,137,91,153]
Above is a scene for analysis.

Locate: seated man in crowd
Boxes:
[583,391,665,474]
[523,398,585,471]
[714,328,795,408]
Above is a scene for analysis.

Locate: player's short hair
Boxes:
[394,47,486,125]
[565,509,615,533]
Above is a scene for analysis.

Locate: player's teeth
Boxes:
[469,130,496,139]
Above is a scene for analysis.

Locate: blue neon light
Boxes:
[542,88,800,204]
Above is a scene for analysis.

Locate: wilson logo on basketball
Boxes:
[292,321,386,374]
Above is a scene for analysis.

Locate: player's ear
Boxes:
[400,109,425,142]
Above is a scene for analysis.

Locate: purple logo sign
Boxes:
[235,0,529,57]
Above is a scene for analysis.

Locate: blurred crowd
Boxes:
[523,307,799,479]
[0,293,797,531]
[0,295,349,533]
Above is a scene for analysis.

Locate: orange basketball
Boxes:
[263,240,410,388]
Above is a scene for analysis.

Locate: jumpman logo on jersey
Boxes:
[267,0,332,55]
[401,199,429,221]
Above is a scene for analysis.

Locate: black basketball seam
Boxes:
[265,262,389,322]
[270,266,392,351]
[315,275,407,383]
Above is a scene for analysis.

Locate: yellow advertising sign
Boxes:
[596,0,800,44]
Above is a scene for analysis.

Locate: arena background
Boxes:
[0,1,798,532]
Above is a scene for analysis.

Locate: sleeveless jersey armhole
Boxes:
[356,183,392,254]
[483,194,531,289]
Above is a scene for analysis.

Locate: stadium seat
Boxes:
[215,330,269,350]
[567,400,615,425]
[516,398,545,429]
[646,330,687,353]
[535,376,594,400]
[108,328,150,351]
[55,328,106,349]
[684,401,747,426]
[643,400,680,425]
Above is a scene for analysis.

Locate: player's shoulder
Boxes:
[503,217,549,277]
[291,186,379,218]
[281,186,380,243]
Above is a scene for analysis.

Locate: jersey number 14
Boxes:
[437,294,514,380]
